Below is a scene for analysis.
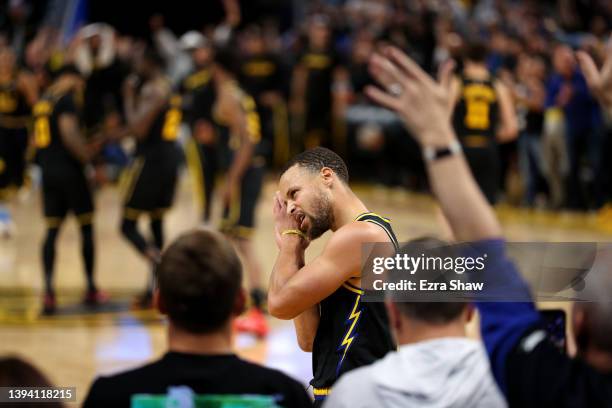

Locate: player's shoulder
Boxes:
[332,218,390,245]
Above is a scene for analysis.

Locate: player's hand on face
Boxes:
[365,46,456,147]
[273,191,309,250]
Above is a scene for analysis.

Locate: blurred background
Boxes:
[0,0,610,404]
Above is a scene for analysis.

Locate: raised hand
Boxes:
[365,46,456,148]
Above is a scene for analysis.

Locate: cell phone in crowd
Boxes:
[540,309,567,352]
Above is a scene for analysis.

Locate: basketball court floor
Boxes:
[1,171,610,404]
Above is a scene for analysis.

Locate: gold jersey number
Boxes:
[162,108,182,141]
[464,99,491,130]
[34,116,51,148]
[462,84,496,131]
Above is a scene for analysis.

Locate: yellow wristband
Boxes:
[281,229,307,239]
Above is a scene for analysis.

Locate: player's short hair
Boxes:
[282,147,349,183]
[463,40,488,63]
[392,237,467,324]
[157,228,242,334]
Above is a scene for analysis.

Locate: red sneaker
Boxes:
[42,293,56,316]
[83,289,110,306]
[234,308,269,338]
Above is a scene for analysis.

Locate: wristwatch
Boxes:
[423,140,462,162]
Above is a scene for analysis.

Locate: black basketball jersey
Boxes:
[0,71,31,128]
[180,67,215,126]
[137,91,182,156]
[452,75,499,148]
[213,82,264,166]
[239,54,282,101]
[311,212,398,395]
[33,88,84,171]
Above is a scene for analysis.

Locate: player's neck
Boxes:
[167,321,233,356]
[331,187,368,231]
[464,63,489,79]
[395,318,466,345]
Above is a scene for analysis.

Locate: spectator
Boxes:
[546,44,602,209]
[0,355,64,408]
[324,240,506,408]
[514,53,548,206]
[83,228,311,408]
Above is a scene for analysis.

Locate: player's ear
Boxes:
[153,289,166,314]
[320,167,334,186]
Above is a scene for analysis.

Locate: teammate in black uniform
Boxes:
[269,147,397,405]
[33,65,104,314]
[120,49,181,304]
[449,42,518,204]
[0,47,37,234]
[212,49,268,336]
[291,16,347,151]
[238,25,288,167]
[178,32,218,223]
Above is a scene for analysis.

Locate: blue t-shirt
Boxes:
[463,239,540,392]
[545,71,601,134]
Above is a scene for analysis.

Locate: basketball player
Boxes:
[0,47,37,235]
[238,25,288,167]
[449,41,518,204]
[291,15,347,151]
[268,147,398,405]
[33,65,104,314]
[212,49,268,336]
[120,48,182,305]
[178,31,218,223]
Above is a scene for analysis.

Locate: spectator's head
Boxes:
[462,41,489,66]
[0,356,63,408]
[352,30,375,64]
[279,147,349,240]
[386,238,473,345]
[136,47,165,78]
[180,31,212,68]
[0,46,16,72]
[155,228,245,335]
[553,44,576,78]
[242,25,265,56]
[307,14,331,50]
[573,252,612,373]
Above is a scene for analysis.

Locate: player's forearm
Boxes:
[268,240,305,320]
[128,101,166,140]
[293,305,319,352]
[227,140,254,184]
[426,130,502,241]
[59,115,92,164]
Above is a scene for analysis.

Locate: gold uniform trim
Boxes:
[313,387,331,396]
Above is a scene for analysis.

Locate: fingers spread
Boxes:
[386,46,429,84]
[364,85,401,111]
[368,53,406,93]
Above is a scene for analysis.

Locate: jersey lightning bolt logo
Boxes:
[336,293,362,376]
